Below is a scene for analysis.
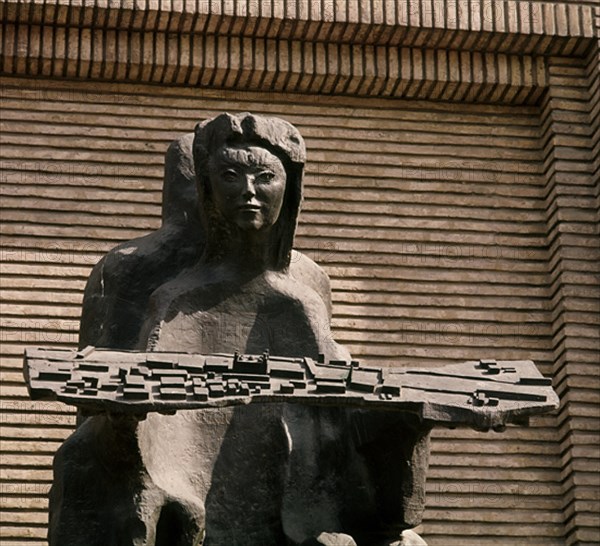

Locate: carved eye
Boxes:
[222,170,238,183]
[256,171,275,184]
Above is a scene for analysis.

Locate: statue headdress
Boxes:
[193,112,306,270]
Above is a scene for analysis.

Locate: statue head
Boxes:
[193,113,306,270]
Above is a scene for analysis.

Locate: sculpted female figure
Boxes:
[50,113,429,546]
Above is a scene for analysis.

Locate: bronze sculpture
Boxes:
[48,114,431,545]
[36,113,557,546]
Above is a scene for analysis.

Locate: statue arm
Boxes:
[78,256,110,350]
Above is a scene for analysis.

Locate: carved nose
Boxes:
[241,176,256,199]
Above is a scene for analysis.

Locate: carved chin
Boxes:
[236,220,264,231]
[234,212,278,232]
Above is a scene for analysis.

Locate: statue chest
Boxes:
[147,274,321,356]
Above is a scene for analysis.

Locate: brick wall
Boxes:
[1,1,598,544]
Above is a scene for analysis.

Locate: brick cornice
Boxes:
[0,24,549,103]
[1,1,596,104]
[1,1,596,57]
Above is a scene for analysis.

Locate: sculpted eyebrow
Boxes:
[221,154,278,170]
[220,153,255,167]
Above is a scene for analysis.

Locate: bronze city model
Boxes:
[26,347,556,432]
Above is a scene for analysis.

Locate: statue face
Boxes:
[208,145,287,231]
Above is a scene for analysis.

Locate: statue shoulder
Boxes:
[288,251,332,319]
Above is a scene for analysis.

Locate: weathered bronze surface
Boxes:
[27,113,558,546]
[26,347,557,432]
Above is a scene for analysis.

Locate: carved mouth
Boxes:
[238,205,261,212]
